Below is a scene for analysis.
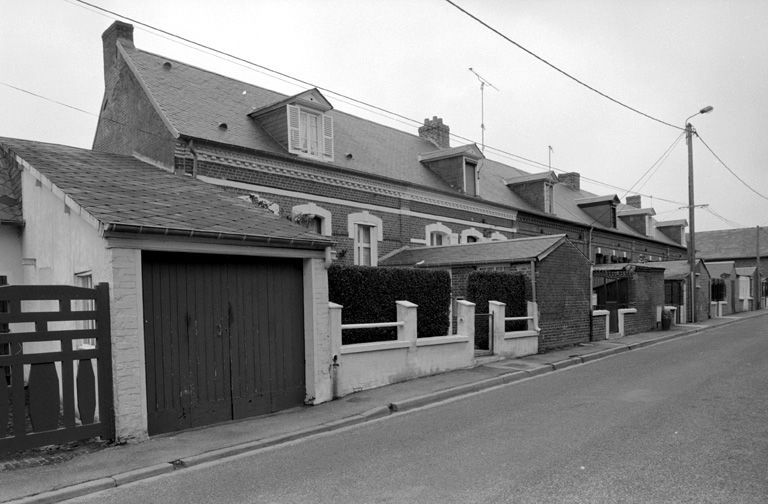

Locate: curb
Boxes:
[7,312,763,504]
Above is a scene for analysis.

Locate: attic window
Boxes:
[287,104,333,161]
[465,161,477,196]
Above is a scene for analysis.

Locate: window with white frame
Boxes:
[291,203,332,236]
[460,228,484,244]
[424,222,453,246]
[347,211,383,266]
[543,183,554,214]
[489,231,507,241]
[73,272,96,349]
[287,104,334,161]
[465,161,477,196]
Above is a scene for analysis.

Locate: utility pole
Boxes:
[686,122,696,323]
[756,225,761,309]
[685,105,713,324]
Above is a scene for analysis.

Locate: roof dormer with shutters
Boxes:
[418,144,484,197]
[248,88,334,162]
[505,171,558,215]
[575,194,621,229]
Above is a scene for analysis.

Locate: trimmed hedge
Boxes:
[467,271,528,348]
[328,265,451,344]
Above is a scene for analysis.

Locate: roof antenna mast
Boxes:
[468,67,499,152]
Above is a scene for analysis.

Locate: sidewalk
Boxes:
[4,309,766,504]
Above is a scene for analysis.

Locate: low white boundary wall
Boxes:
[488,301,540,358]
[329,300,475,398]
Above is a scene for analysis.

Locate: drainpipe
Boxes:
[324,246,334,269]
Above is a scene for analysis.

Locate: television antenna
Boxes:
[468,67,499,152]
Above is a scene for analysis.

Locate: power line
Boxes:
[443,0,683,131]
[72,0,423,129]
[583,132,688,228]
[704,206,743,228]
[0,81,177,143]
[0,77,683,208]
[635,133,685,193]
[623,132,685,196]
[68,0,691,206]
[695,132,768,201]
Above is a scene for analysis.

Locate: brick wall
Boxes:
[592,313,607,340]
[624,268,665,335]
[536,240,592,350]
[93,57,176,167]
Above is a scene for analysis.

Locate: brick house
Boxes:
[380,235,592,350]
[692,227,766,310]
[706,261,738,315]
[653,259,711,323]
[0,138,335,439]
[91,21,687,272]
[593,263,665,336]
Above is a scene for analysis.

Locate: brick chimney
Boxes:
[558,172,580,191]
[102,21,134,86]
[418,117,450,149]
[626,195,642,208]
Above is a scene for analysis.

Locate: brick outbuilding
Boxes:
[381,235,592,351]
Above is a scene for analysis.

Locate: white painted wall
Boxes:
[20,170,111,286]
[329,300,475,398]
[0,225,23,284]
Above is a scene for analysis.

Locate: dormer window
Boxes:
[543,182,554,214]
[465,161,477,196]
[505,171,558,215]
[288,104,333,161]
[419,144,484,197]
[249,88,335,162]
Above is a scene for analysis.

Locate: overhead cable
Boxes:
[695,132,768,201]
[443,0,683,131]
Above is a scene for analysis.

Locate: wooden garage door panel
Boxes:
[228,258,305,419]
[142,252,305,435]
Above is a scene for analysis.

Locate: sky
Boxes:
[1,0,766,232]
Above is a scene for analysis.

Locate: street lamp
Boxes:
[686,105,713,323]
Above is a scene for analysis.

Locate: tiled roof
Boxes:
[119,42,683,248]
[706,261,736,278]
[652,259,707,280]
[0,137,333,248]
[380,234,567,267]
[0,149,22,224]
[692,227,768,259]
[735,266,756,276]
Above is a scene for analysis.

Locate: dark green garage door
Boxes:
[142,252,305,435]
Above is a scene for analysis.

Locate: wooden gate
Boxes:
[0,284,114,454]
[142,252,306,435]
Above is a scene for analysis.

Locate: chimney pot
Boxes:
[626,195,642,208]
[102,21,134,86]
[418,116,450,149]
[558,172,580,191]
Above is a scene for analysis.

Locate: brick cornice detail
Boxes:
[179,143,517,221]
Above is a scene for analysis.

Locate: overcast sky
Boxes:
[1,0,766,232]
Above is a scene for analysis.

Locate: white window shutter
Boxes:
[287,104,300,153]
[322,114,334,160]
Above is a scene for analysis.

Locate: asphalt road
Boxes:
[69,317,768,503]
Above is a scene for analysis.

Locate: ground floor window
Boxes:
[355,224,374,265]
[347,211,382,266]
